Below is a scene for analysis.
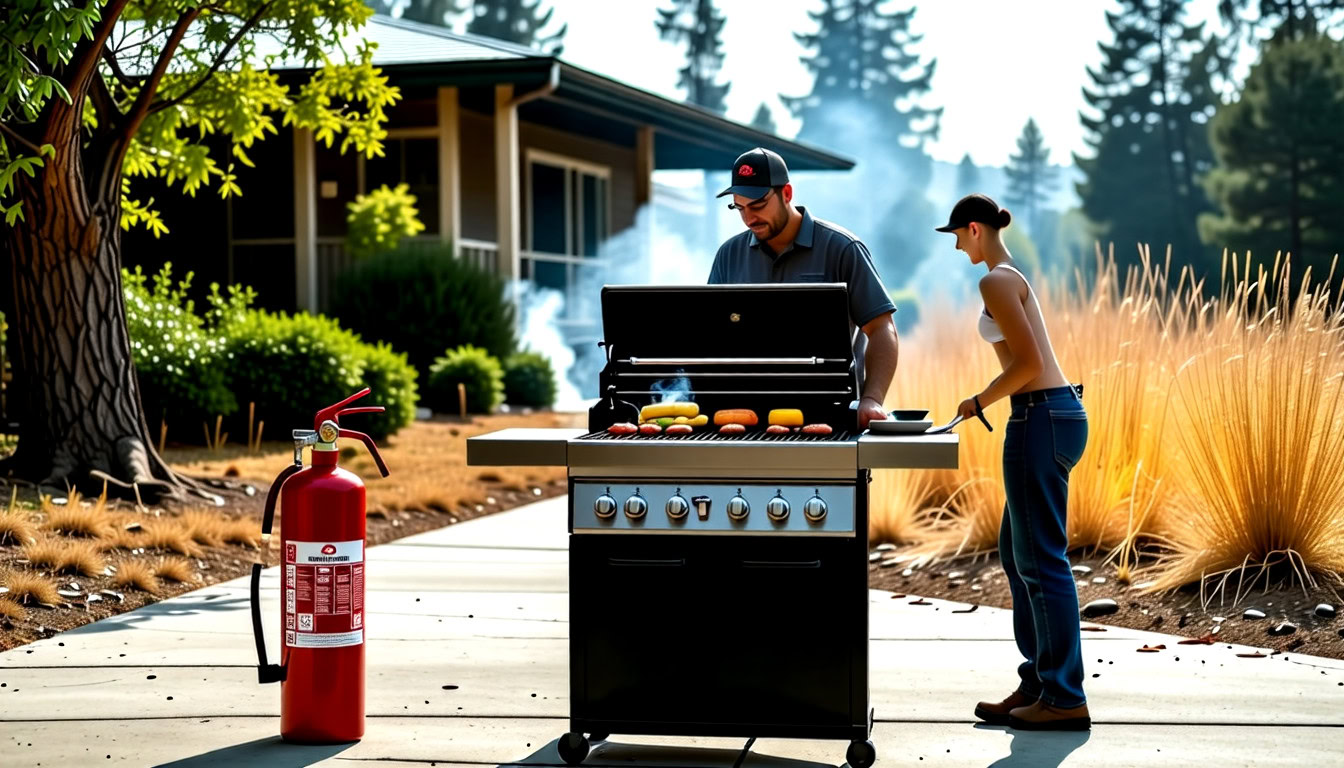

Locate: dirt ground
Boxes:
[0,411,580,651]
[869,549,1344,661]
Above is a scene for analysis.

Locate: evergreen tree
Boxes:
[467,0,566,54]
[1075,0,1221,274]
[371,0,466,27]
[657,0,730,114]
[955,153,980,197]
[784,0,943,280]
[1217,0,1344,43]
[1004,119,1058,236]
[751,103,778,134]
[1199,23,1344,292]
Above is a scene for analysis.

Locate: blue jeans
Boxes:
[998,385,1089,708]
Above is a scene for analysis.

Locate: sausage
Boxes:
[607,422,638,435]
[713,409,759,426]
[639,423,662,435]
[765,424,790,435]
[719,423,747,434]
[801,423,833,435]
[665,424,693,434]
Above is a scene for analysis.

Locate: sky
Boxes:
[529,0,1237,167]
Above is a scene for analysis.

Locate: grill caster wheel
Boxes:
[557,732,590,765]
[588,732,609,742]
[846,739,876,768]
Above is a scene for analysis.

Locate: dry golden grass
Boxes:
[119,518,205,558]
[177,509,228,547]
[0,488,39,546]
[21,537,106,576]
[220,517,261,547]
[113,559,161,594]
[874,247,1344,597]
[0,568,62,604]
[0,596,24,620]
[154,556,196,583]
[40,489,116,539]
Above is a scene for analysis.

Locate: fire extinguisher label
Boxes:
[285,539,365,649]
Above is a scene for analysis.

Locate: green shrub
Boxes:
[345,183,425,259]
[329,243,517,375]
[502,350,557,408]
[123,265,237,433]
[356,342,419,439]
[425,345,504,414]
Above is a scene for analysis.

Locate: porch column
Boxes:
[635,125,655,208]
[437,86,461,258]
[293,127,317,313]
[494,84,521,284]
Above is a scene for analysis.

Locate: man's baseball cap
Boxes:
[935,193,1007,232]
[716,147,789,199]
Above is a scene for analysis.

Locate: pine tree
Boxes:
[467,0,567,54]
[1075,0,1221,274]
[1004,119,1058,236]
[1199,23,1344,292]
[955,153,980,197]
[751,103,777,134]
[657,0,730,114]
[783,0,943,279]
[376,0,467,27]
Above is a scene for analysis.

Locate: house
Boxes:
[124,16,854,324]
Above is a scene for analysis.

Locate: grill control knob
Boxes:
[726,494,750,521]
[803,496,828,523]
[766,496,790,522]
[594,494,617,519]
[666,495,689,520]
[624,495,648,520]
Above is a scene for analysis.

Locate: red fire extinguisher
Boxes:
[250,388,390,743]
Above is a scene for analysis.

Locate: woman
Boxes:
[934,194,1091,731]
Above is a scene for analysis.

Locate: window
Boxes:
[363,136,440,235]
[525,151,611,324]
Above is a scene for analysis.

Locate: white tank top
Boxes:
[978,263,1030,344]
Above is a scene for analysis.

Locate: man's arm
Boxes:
[858,311,898,428]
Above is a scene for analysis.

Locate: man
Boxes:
[707,147,898,429]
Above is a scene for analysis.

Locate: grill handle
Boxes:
[608,557,686,567]
[741,560,822,569]
[624,357,842,366]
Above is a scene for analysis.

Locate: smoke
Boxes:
[513,282,583,408]
[649,375,693,404]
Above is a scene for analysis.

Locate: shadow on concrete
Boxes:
[62,591,253,635]
[495,737,840,767]
[974,724,1090,768]
[152,736,352,767]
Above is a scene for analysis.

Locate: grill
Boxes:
[468,284,958,767]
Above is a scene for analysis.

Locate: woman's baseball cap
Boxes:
[936,193,1011,232]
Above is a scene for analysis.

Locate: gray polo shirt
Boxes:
[707,206,896,393]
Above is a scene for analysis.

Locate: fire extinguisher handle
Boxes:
[340,428,391,478]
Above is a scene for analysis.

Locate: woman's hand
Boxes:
[957,396,980,422]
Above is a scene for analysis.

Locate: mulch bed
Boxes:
[869,549,1344,661]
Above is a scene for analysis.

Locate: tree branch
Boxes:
[0,121,43,155]
[66,0,133,103]
[149,2,276,116]
[119,9,202,145]
[101,45,135,94]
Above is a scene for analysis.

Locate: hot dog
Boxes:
[719,423,747,434]
[713,409,759,426]
[765,424,790,435]
[665,424,693,434]
[639,423,662,435]
[607,422,638,435]
[801,423,833,435]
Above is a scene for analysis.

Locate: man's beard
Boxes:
[755,209,788,241]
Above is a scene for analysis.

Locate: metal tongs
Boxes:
[926,407,993,434]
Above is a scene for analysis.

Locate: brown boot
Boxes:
[973,689,1037,725]
[1008,699,1091,731]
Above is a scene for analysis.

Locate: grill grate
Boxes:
[580,429,853,442]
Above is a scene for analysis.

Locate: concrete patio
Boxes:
[2,495,1340,767]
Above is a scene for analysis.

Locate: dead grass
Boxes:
[120,519,205,558]
[0,489,39,546]
[20,537,105,576]
[0,568,62,605]
[113,559,160,594]
[220,517,261,547]
[0,597,24,620]
[177,509,228,547]
[154,556,196,584]
[41,489,116,539]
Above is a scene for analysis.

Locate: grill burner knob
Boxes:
[803,496,828,523]
[624,495,648,520]
[594,494,617,519]
[766,496,790,522]
[666,495,689,520]
[726,495,750,521]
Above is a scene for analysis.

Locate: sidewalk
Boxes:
[2,495,1340,767]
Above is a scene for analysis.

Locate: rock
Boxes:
[1268,622,1297,637]
[244,486,258,497]
[1071,565,1093,575]
[876,543,896,552]
[901,568,914,577]
[57,590,82,599]
[67,582,81,591]
[0,587,8,595]
[1081,599,1119,618]
[971,585,983,592]
[879,558,902,569]
[99,590,125,603]
[123,522,143,532]
[1314,603,1336,619]
[1076,581,1090,588]
[1092,577,1107,585]
[1243,609,1266,621]
[1212,616,1225,623]
[868,553,882,563]
[86,594,102,604]
[947,571,966,580]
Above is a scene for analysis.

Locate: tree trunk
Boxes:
[1,126,210,503]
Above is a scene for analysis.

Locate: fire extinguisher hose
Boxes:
[250,463,303,684]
